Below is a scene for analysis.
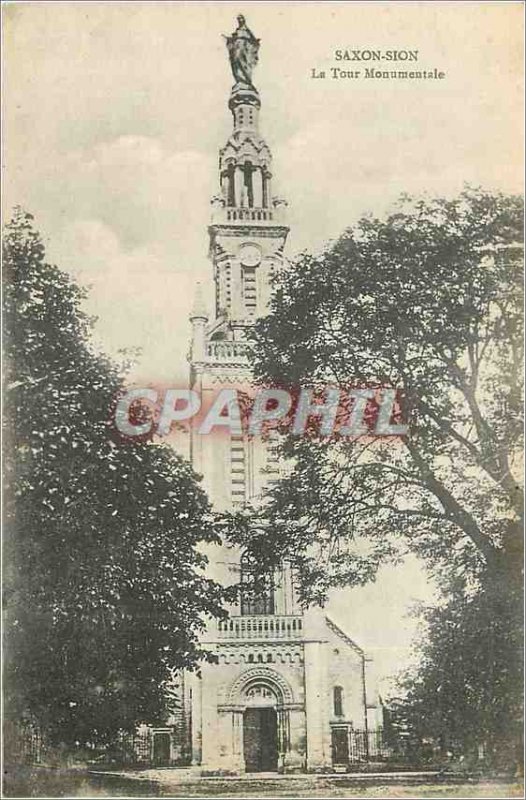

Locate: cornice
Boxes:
[209,224,289,239]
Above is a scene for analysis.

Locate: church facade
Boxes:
[147,17,381,774]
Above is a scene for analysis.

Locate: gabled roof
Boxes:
[325,615,365,657]
[220,134,272,166]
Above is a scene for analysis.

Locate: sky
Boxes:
[3,1,523,693]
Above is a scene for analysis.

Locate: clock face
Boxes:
[239,243,261,267]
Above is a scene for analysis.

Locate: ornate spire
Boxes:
[213,16,274,213]
[206,16,289,328]
[189,282,208,321]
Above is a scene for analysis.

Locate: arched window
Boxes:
[333,686,344,717]
[262,170,269,208]
[240,553,275,616]
[227,163,236,206]
[243,161,254,208]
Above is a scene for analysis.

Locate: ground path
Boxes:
[91,768,523,799]
[4,765,523,798]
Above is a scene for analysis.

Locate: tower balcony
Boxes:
[206,340,253,362]
[216,614,304,641]
[210,203,288,227]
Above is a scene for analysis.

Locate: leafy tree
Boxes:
[226,188,523,603]
[387,581,523,769]
[222,186,523,765]
[3,208,228,748]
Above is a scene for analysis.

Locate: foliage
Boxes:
[3,208,229,747]
[387,577,523,769]
[220,186,524,766]
[224,187,523,603]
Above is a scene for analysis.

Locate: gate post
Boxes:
[190,674,202,765]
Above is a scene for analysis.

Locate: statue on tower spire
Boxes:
[224,14,260,87]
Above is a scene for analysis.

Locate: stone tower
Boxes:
[189,16,289,511]
[180,17,378,775]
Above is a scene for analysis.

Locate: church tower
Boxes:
[208,56,289,330]
[182,16,379,775]
[189,14,289,514]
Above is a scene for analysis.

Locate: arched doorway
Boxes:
[225,667,298,773]
[242,683,279,772]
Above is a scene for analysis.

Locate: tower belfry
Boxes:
[205,13,289,341]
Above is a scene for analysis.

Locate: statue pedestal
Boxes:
[229,82,260,111]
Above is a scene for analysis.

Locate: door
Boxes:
[332,728,349,766]
[243,708,278,772]
[152,731,171,766]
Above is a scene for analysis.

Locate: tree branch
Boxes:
[404,439,500,565]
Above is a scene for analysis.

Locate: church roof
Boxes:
[325,615,365,657]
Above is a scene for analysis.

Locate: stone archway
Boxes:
[225,668,296,773]
[226,666,294,706]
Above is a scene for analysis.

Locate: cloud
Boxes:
[52,136,215,249]
[36,134,217,384]
[4,128,217,384]
[48,213,202,385]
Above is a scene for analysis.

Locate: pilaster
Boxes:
[303,608,331,771]
[190,673,202,766]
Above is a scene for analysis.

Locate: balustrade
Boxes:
[206,341,253,361]
[210,205,286,225]
[216,615,303,640]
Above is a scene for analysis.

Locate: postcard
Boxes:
[3,3,524,798]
